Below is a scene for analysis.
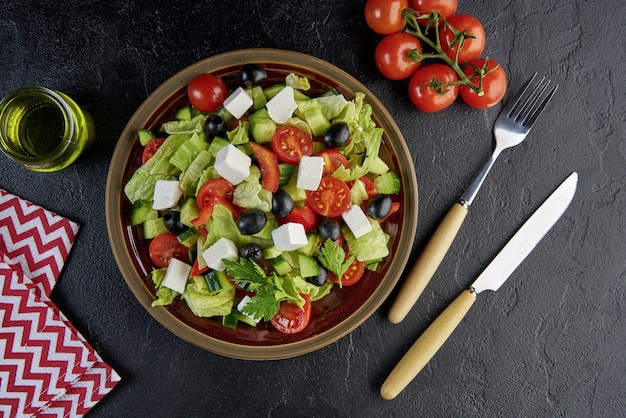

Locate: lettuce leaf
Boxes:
[342,219,390,262]
[151,268,179,307]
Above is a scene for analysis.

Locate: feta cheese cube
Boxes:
[271,222,308,251]
[152,179,183,210]
[341,205,372,238]
[237,295,261,324]
[223,87,253,119]
[214,144,251,185]
[162,258,192,294]
[201,237,239,271]
[296,155,325,191]
[266,86,297,123]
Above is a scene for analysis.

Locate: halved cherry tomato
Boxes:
[359,176,377,198]
[149,233,189,268]
[364,0,409,35]
[317,149,349,175]
[439,14,485,62]
[306,177,351,217]
[187,73,228,113]
[279,204,319,232]
[249,142,280,192]
[408,63,460,112]
[141,137,166,165]
[460,58,507,109]
[328,259,365,287]
[191,196,240,229]
[271,126,313,164]
[375,31,423,80]
[270,294,312,334]
[196,178,235,208]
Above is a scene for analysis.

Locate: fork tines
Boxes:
[506,73,558,128]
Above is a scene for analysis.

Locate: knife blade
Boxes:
[380,172,578,400]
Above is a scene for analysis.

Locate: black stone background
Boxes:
[1,1,624,417]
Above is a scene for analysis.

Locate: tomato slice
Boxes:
[270,294,312,334]
[196,178,235,208]
[149,233,189,268]
[249,142,280,192]
[191,195,240,228]
[141,137,166,165]
[359,176,377,198]
[271,126,313,164]
[278,204,319,232]
[317,149,349,175]
[328,259,365,287]
[306,177,351,217]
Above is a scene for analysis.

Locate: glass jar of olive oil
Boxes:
[0,86,94,172]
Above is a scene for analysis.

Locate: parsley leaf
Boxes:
[241,286,280,321]
[318,239,355,287]
[222,257,267,287]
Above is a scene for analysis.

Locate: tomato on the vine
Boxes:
[306,177,351,217]
[271,126,313,164]
[270,294,312,334]
[408,63,460,112]
[410,0,458,21]
[439,14,486,62]
[149,233,189,268]
[364,0,409,35]
[187,73,228,113]
[375,32,423,80]
[460,58,507,109]
[141,137,166,165]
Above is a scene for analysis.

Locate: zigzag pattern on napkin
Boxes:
[0,190,80,296]
[0,264,120,417]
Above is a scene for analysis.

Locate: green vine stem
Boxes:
[401,8,495,97]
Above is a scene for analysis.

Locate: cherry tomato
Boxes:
[408,63,460,112]
[460,58,507,109]
[306,177,351,217]
[409,0,457,20]
[149,233,189,268]
[270,295,312,334]
[141,137,166,165]
[316,149,349,175]
[375,32,422,80]
[439,14,485,62]
[249,142,280,193]
[196,178,235,208]
[187,73,228,113]
[364,0,409,35]
[359,176,377,198]
[271,126,313,164]
[328,259,365,287]
[279,204,319,232]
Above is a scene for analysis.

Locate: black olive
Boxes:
[322,122,350,148]
[236,209,267,235]
[271,189,294,218]
[306,265,328,286]
[204,114,227,140]
[317,217,341,241]
[367,194,393,220]
[163,211,189,235]
[240,64,267,87]
[240,243,264,263]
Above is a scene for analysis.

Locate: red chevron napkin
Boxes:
[0,189,121,417]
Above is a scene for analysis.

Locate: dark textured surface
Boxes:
[1,1,624,416]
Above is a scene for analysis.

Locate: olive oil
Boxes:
[0,87,94,172]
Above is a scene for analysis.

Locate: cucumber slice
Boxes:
[130,199,158,226]
[298,253,319,278]
[222,308,239,329]
[249,108,276,144]
[138,129,156,146]
[175,105,192,121]
[369,155,390,175]
[270,255,293,276]
[278,164,296,186]
[143,218,168,239]
[179,197,199,227]
[374,172,401,194]
[207,136,229,158]
[177,228,198,248]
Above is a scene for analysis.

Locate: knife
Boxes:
[380,172,578,400]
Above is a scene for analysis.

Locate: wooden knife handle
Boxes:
[387,202,468,324]
[381,289,477,400]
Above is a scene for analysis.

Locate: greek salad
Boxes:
[124,64,401,334]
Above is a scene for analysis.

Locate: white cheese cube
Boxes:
[201,237,239,272]
[296,155,325,191]
[162,258,192,294]
[341,205,372,238]
[271,222,308,251]
[214,144,251,185]
[237,295,261,324]
[152,179,183,210]
[223,87,253,119]
[266,86,297,123]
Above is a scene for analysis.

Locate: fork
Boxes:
[387,74,558,324]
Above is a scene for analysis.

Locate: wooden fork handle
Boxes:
[387,202,468,324]
[381,289,477,400]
